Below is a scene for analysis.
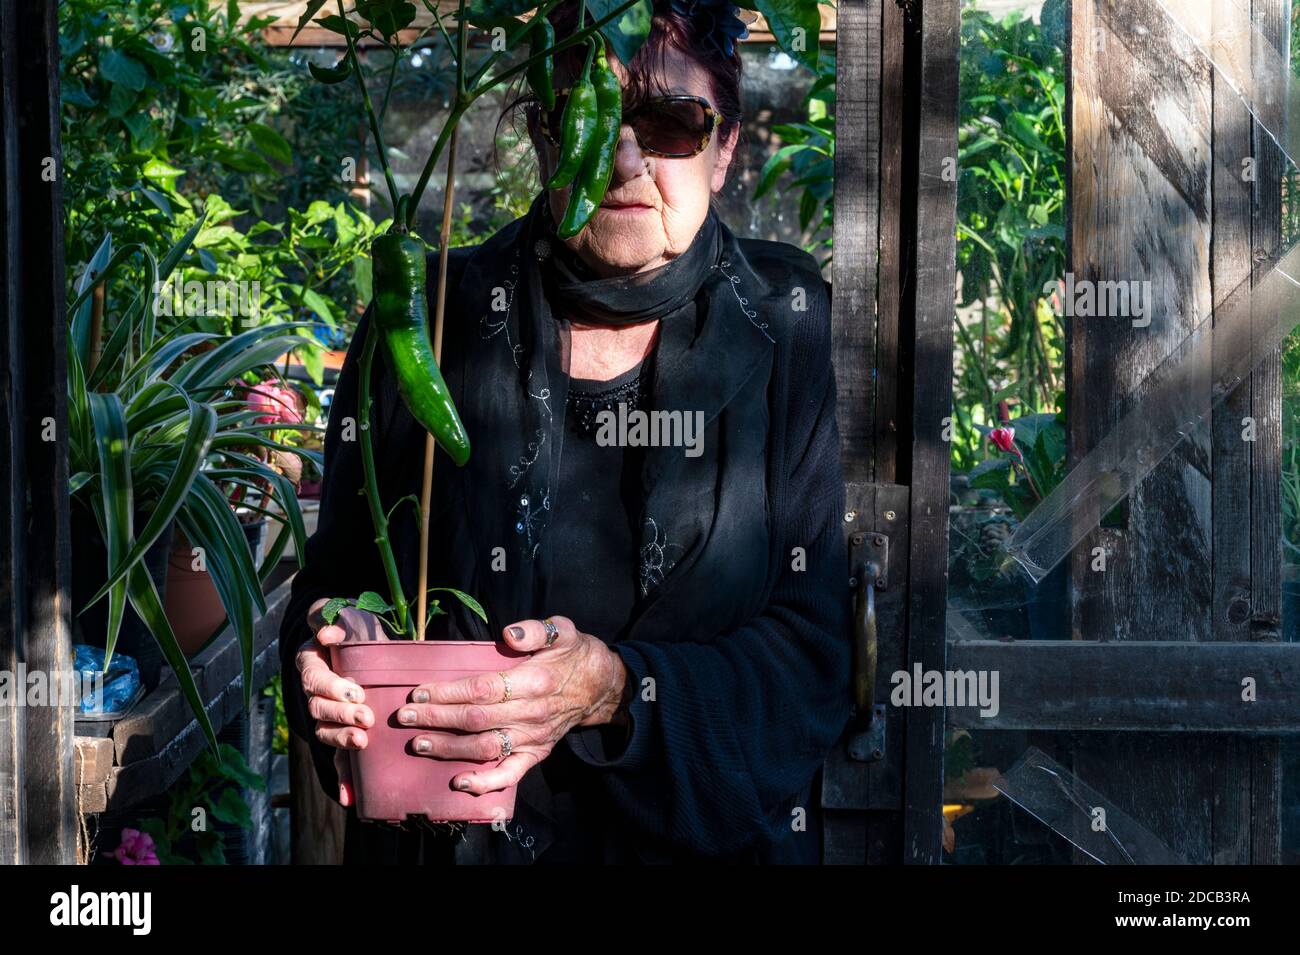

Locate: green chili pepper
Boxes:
[557,43,622,239]
[526,16,556,111]
[544,39,599,191]
[371,198,471,467]
[308,58,353,84]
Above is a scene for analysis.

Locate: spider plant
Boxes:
[67,224,322,752]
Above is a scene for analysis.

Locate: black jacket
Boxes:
[280,231,852,864]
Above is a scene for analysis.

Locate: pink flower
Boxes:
[989,427,1017,454]
[114,828,160,865]
[248,382,303,426]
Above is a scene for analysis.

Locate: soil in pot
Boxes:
[71,503,174,692]
[331,628,529,824]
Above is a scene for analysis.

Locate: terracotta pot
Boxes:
[163,537,228,656]
[330,638,529,823]
[163,521,267,656]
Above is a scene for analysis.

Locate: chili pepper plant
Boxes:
[299,0,822,639]
[298,0,653,639]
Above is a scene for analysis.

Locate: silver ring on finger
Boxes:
[543,618,559,648]
[495,729,513,760]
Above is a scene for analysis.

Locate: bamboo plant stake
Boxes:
[417,127,461,641]
[416,0,470,641]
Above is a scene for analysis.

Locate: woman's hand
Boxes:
[402,616,629,795]
[295,598,388,806]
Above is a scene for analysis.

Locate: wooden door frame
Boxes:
[0,0,76,864]
[826,0,1296,865]
[823,0,960,865]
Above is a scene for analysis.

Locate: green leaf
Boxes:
[301,287,337,325]
[177,483,258,709]
[428,587,487,624]
[195,829,226,865]
[159,216,207,282]
[799,188,818,230]
[126,556,219,754]
[753,144,804,199]
[1006,111,1052,156]
[355,591,394,614]
[426,600,446,627]
[71,234,114,368]
[83,389,215,609]
[464,0,533,20]
[215,147,274,175]
[249,123,293,165]
[357,0,417,39]
[170,321,314,393]
[752,0,821,70]
[298,340,325,385]
[589,0,653,66]
[87,394,132,663]
[215,744,266,790]
[353,254,373,303]
[138,186,173,218]
[314,14,361,38]
[100,50,149,91]
[321,597,350,624]
[968,457,1012,491]
[292,0,333,42]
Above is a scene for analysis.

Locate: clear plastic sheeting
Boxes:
[993,747,1185,864]
[1152,0,1297,166]
[1006,0,1300,582]
[1007,243,1300,580]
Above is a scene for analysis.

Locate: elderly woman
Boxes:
[282,0,850,864]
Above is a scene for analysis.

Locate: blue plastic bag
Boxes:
[74,644,143,717]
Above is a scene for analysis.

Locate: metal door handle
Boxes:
[853,561,880,714]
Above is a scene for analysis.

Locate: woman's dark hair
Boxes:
[546,0,743,129]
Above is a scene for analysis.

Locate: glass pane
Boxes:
[949,0,1067,642]
[948,0,1300,863]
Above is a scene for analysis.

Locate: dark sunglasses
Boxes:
[539,93,725,159]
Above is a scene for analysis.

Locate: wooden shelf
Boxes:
[74,579,295,814]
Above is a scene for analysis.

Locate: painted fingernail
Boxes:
[399,709,416,724]
[458,778,473,790]
[344,686,361,703]
[412,689,430,703]
[508,626,525,642]
[415,738,431,754]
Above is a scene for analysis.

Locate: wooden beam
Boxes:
[0,0,24,869]
[831,0,879,483]
[947,640,1300,731]
[1067,0,1221,865]
[873,0,906,482]
[899,0,959,865]
[0,0,74,865]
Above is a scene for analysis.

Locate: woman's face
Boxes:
[535,43,739,277]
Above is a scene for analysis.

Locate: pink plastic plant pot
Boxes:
[330,639,529,824]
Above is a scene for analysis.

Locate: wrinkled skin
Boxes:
[297,603,627,801]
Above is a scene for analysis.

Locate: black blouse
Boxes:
[546,358,652,643]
